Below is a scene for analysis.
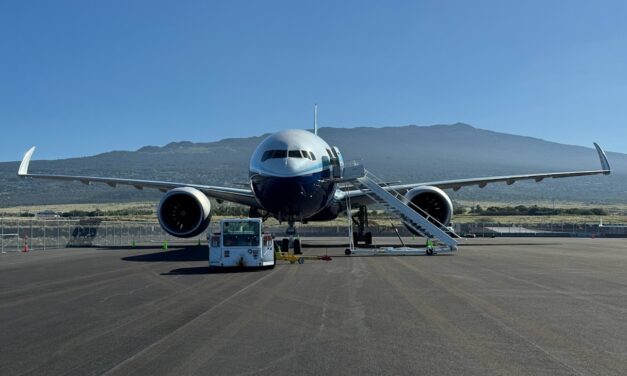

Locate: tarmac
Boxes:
[2,237,627,375]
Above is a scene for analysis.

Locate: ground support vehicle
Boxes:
[209,218,275,268]
[274,248,332,264]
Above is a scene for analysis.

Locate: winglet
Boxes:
[593,142,611,175]
[18,147,36,176]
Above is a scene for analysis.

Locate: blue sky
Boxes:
[1,0,626,161]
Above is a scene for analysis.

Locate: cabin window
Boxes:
[330,147,339,159]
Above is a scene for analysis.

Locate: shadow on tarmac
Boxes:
[96,245,164,250]
[303,242,421,248]
[121,245,207,262]
[162,266,271,275]
[459,242,561,247]
[303,242,350,248]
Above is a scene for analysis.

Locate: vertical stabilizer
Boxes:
[314,104,318,135]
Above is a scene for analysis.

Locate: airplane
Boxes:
[599,218,627,229]
[17,109,612,254]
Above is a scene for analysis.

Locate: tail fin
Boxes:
[313,104,318,135]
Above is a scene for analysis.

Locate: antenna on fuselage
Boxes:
[314,103,318,135]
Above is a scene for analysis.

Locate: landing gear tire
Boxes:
[293,239,302,255]
[345,248,352,255]
[281,238,289,253]
[353,232,373,246]
[426,248,434,256]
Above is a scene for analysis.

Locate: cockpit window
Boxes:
[262,149,318,161]
[262,150,287,161]
[273,150,287,158]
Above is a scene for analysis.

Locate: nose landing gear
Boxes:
[279,220,302,254]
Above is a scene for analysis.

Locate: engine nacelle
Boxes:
[157,187,211,238]
[403,186,453,226]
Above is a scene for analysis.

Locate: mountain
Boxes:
[1,123,626,207]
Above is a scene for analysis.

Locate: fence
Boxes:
[2,217,626,253]
[0,218,204,252]
[456,222,627,238]
[271,221,627,238]
[0,217,425,253]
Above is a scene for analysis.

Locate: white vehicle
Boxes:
[208,218,275,268]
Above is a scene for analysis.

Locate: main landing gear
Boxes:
[352,205,373,246]
[279,220,302,254]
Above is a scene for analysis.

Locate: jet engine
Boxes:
[403,186,453,227]
[157,187,211,238]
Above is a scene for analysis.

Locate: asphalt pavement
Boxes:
[2,237,627,375]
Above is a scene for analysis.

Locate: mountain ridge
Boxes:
[1,123,625,207]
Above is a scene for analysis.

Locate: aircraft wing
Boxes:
[17,147,261,208]
[343,143,611,203]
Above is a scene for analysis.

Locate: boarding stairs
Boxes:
[345,168,458,252]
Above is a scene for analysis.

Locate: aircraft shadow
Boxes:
[162,266,270,275]
[122,245,207,262]
[97,245,165,250]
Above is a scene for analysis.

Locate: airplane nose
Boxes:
[284,157,304,173]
